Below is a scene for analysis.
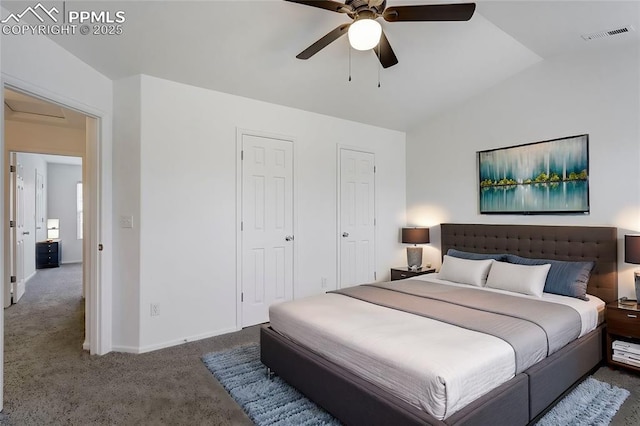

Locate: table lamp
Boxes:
[624,234,640,301]
[402,227,430,270]
[47,218,60,240]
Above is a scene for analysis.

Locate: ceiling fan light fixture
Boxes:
[348,18,382,51]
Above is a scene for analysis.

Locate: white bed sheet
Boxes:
[268,277,603,420]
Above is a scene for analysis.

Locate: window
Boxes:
[77,182,83,239]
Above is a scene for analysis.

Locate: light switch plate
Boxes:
[120,215,134,228]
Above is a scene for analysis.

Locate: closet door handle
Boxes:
[342,232,349,238]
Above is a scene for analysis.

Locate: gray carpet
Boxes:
[3,264,254,425]
[2,264,640,425]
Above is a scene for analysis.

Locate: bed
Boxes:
[260,223,618,425]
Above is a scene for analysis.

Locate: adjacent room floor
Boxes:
[1,264,639,425]
[2,264,253,425]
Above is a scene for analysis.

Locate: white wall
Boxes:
[112,74,406,352]
[47,163,83,263]
[112,76,142,352]
[406,44,640,297]
[15,153,48,280]
[2,12,114,354]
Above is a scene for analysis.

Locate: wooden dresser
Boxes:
[36,241,61,269]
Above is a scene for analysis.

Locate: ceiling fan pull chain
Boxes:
[348,44,352,82]
[377,46,381,88]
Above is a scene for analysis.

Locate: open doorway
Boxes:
[8,152,83,305]
[3,88,90,345]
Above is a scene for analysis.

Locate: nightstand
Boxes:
[390,266,436,281]
[606,300,640,373]
[36,240,61,269]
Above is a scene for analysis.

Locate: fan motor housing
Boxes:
[346,0,386,15]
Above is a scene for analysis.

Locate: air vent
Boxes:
[581,26,635,41]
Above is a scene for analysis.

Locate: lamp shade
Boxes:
[625,235,640,264]
[402,227,430,244]
[348,18,382,51]
[47,218,60,240]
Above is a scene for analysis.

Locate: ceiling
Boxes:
[4,89,87,129]
[3,1,638,131]
[27,153,82,166]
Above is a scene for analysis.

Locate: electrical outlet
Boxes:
[150,303,160,317]
[321,277,327,288]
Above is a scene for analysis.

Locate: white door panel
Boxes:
[339,149,375,288]
[241,134,293,327]
[10,153,26,303]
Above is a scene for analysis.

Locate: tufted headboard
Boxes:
[440,223,618,303]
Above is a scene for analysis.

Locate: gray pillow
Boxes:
[505,254,595,300]
[447,249,507,261]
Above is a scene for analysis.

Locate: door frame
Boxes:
[336,145,377,289]
[1,77,110,356]
[235,128,298,329]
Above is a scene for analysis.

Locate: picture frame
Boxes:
[478,134,589,214]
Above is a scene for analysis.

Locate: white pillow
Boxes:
[438,255,494,287]
[485,261,551,297]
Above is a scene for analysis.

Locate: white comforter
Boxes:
[268,275,603,420]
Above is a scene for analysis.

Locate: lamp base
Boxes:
[635,271,640,302]
[407,246,423,269]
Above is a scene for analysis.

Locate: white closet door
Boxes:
[241,134,294,327]
[339,148,375,288]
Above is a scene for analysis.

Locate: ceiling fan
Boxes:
[285,0,476,68]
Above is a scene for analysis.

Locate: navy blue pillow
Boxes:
[447,249,507,261]
[505,254,595,300]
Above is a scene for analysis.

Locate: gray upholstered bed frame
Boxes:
[261,223,618,425]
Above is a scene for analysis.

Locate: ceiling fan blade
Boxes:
[373,30,398,69]
[284,0,353,14]
[296,24,351,60]
[383,3,476,22]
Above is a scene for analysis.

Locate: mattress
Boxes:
[268,276,604,420]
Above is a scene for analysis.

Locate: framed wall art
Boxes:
[478,134,589,214]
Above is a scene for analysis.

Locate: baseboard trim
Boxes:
[25,271,37,283]
[135,326,240,354]
[61,260,83,265]
[82,340,90,351]
[111,345,142,354]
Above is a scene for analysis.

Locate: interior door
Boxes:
[10,153,26,303]
[339,148,375,288]
[241,134,294,327]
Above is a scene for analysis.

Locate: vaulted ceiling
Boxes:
[4,1,638,131]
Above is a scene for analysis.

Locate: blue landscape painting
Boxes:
[479,135,589,214]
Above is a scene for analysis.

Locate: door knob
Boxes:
[285,235,294,241]
[342,232,349,238]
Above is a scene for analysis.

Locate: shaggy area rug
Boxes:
[536,377,629,426]
[203,344,629,426]
[202,344,339,425]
